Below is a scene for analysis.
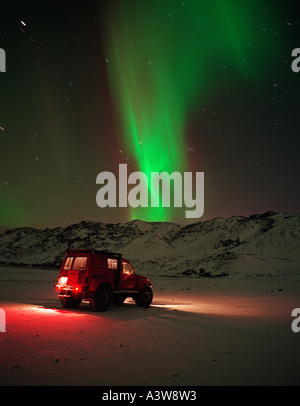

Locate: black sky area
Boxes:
[0,0,300,232]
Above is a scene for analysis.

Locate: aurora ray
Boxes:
[103,0,279,221]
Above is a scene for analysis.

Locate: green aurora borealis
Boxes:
[103,0,279,221]
[0,0,299,230]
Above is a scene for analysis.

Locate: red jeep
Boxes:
[55,249,153,311]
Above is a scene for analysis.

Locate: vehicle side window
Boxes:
[107,258,118,269]
[63,257,73,271]
[72,257,87,271]
[122,262,133,275]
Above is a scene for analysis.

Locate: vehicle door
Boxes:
[119,260,138,290]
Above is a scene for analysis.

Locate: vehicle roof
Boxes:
[65,249,122,258]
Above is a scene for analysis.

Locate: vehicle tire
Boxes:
[135,285,153,308]
[90,285,112,312]
[113,294,127,305]
[61,296,82,308]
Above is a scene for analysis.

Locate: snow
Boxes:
[0,265,300,386]
[0,211,300,385]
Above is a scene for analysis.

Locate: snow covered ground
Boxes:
[0,265,300,386]
[0,212,299,385]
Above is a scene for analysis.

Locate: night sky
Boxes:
[0,0,299,231]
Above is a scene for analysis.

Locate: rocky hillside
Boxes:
[0,211,299,278]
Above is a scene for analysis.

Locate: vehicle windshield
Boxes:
[122,262,134,275]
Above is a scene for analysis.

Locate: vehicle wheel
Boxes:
[113,294,127,305]
[90,285,112,312]
[135,286,153,308]
[61,296,82,308]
